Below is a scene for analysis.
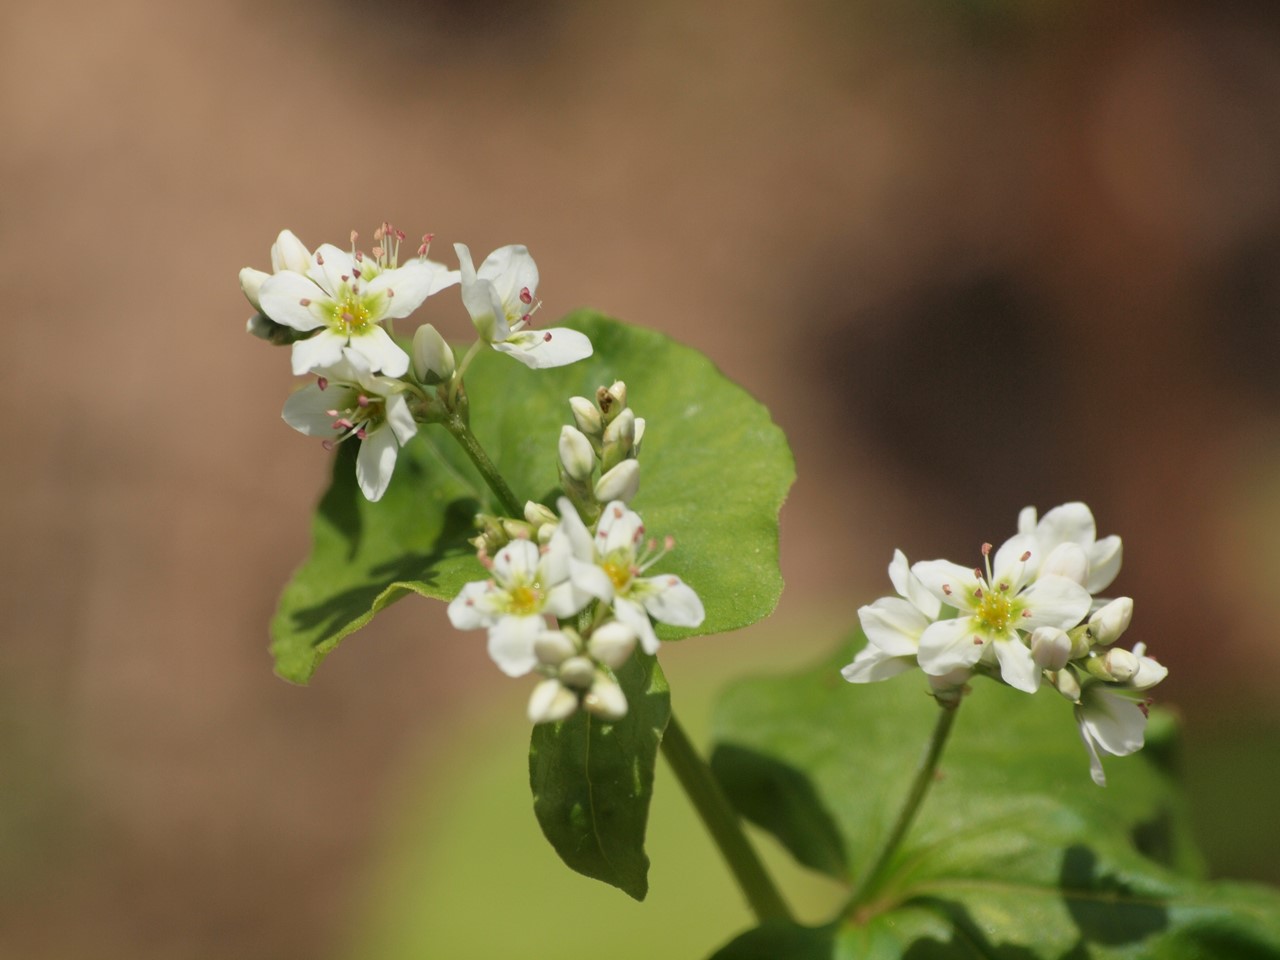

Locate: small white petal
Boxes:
[568,557,615,604]
[1079,687,1147,757]
[282,383,348,437]
[1086,536,1123,593]
[448,581,495,630]
[383,392,418,447]
[493,328,594,369]
[1018,575,1092,630]
[259,271,327,332]
[488,616,542,677]
[841,645,916,683]
[639,575,705,628]
[615,597,661,655]
[1041,543,1089,587]
[994,638,1041,693]
[356,426,399,501]
[1017,505,1038,535]
[477,244,539,307]
[290,331,348,376]
[528,679,578,724]
[555,498,595,561]
[309,244,356,296]
[1037,502,1097,547]
[1130,651,1167,690]
[912,560,981,608]
[917,617,986,675]
[491,540,540,587]
[369,259,456,320]
[858,597,930,657]
[992,533,1037,590]
[347,325,410,377]
[271,229,312,274]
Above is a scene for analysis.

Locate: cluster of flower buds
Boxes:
[448,497,704,724]
[559,381,645,526]
[843,502,1167,786]
[239,227,594,501]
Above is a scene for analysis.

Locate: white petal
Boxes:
[615,597,660,655]
[259,271,327,331]
[596,501,644,555]
[368,259,457,320]
[281,382,349,437]
[455,243,510,341]
[639,575,705,627]
[993,638,1041,693]
[487,616,542,677]
[271,229,312,274]
[1038,502,1097,549]
[1018,575,1092,630]
[309,244,356,296]
[1086,536,1123,593]
[555,497,595,561]
[917,617,986,675]
[356,426,399,501]
[477,244,539,307]
[1130,652,1168,690]
[493,328,593,369]
[239,267,268,311]
[593,460,639,504]
[911,560,980,609]
[1041,543,1089,587]
[528,679,578,724]
[1075,707,1109,787]
[1017,505,1038,535]
[491,540,540,587]
[841,645,916,683]
[383,391,418,446]
[448,580,496,630]
[291,331,347,375]
[1080,687,1147,757]
[992,533,1037,590]
[543,580,590,620]
[858,597,930,656]
[347,326,410,377]
[569,557,615,603]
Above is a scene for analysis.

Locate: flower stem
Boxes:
[848,701,960,910]
[660,711,793,924]
[442,413,524,517]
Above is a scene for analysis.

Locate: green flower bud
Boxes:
[411,323,455,384]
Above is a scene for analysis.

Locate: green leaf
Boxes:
[707,639,1280,958]
[528,652,670,900]
[269,312,795,683]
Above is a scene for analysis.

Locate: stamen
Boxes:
[1020,550,1032,562]
[334,418,355,430]
[981,542,992,556]
[1021,609,1032,618]
[352,267,362,278]
[664,536,675,550]
[325,409,339,417]
[299,298,311,307]
[357,395,369,408]
[350,230,358,245]
[942,584,952,595]
[543,332,553,342]
[973,637,983,645]
[316,252,325,265]
[973,567,983,580]
[386,288,395,299]
[372,245,384,259]
[316,377,328,390]
[340,274,349,283]
[999,582,1009,591]
[520,287,533,305]
[974,588,983,599]
[355,428,367,440]
[321,440,336,451]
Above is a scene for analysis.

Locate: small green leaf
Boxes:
[529,652,670,900]
[708,639,1280,958]
[269,312,795,683]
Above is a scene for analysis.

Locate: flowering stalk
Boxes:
[660,714,794,924]
[440,411,524,518]
[847,700,960,914]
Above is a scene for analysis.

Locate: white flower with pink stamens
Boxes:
[842,549,941,684]
[259,226,458,377]
[454,243,593,370]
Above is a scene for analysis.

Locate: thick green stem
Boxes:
[442,413,524,517]
[848,701,960,909]
[660,711,793,924]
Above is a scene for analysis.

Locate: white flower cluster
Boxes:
[240,226,593,501]
[448,497,705,724]
[842,502,1167,786]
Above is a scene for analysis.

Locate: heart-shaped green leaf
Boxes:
[269,312,795,684]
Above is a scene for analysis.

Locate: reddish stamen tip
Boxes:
[1020,550,1032,562]
[355,427,367,440]
[324,409,339,417]
[321,440,336,451]
[352,267,362,278]
[386,288,395,298]
[334,418,355,430]
[972,637,984,645]
[942,584,952,595]
[316,377,328,390]
[999,582,1009,591]
[340,274,350,283]
[519,287,533,305]
[664,535,675,550]
[357,394,370,408]
[342,312,355,322]
[316,252,325,265]
[973,567,984,579]
[668,576,678,587]
[299,298,311,307]
[1021,609,1032,618]
[350,230,358,244]
[981,542,992,556]
[613,506,624,518]
[543,332,553,342]
[974,588,983,599]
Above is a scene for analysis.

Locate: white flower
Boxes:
[1018,502,1122,595]
[454,243,593,369]
[556,498,704,655]
[913,536,1092,693]
[446,536,588,677]
[842,550,941,683]
[260,239,459,377]
[281,355,417,502]
[1074,686,1148,787]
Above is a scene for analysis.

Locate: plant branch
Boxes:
[660,711,793,924]
[442,413,524,517]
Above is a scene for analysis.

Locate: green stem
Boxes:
[848,701,960,909]
[449,338,487,408]
[442,413,524,517]
[660,711,793,924]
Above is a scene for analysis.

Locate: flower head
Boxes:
[259,226,459,376]
[843,550,942,684]
[281,355,417,502]
[454,243,593,369]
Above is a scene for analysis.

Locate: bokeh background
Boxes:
[5,0,1280,956]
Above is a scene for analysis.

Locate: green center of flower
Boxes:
[331,290,373,334]
[603,559,632,591]
[974,590,1013,632]
[507,584,542,616]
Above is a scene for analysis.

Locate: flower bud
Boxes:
[1030,627,1072,671]
[528,679,578,724]
[501,519,534,541]
[559,656,596,690]
[412,323,455,383]
[1129,647,1168,690]
[601,408,636,473]
[534,630,578,666]
[587,621,637,669]
[270,229,312,275]
[1066,624,1093,659]
[559,425,596,482]
[1088,597,1134,647]
[569,396,603,438]
[597,381,627,424]
[524,501,558,529]
[633,417,646,452]
[239,267,268,311]
[594,459,640,504]
[583,673,628,721]
[927,666,972,707]
[1101,648,1139,683]
[1054,669,1082,702]
[1041,543,1089,588]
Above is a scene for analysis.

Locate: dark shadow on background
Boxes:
[1059,844,1167,946]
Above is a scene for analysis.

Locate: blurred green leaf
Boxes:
[708,639,1280,958]
[529,653,670,900]
[269,312,795,683]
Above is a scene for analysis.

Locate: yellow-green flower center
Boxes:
[507,584,542,616]
[974,590,1013,632]
[331,289,373,334]
[603,560,632,591]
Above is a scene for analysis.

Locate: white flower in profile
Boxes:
[260,228,459,377]
[446,535,588,677]
[1018,502,1122,595]
[281,355,417,502]
[1074,686,1148,787]
[454,243,593,369]
[913,537,1092,694]
[842,550,940,684]
[555,498,704,655]
[240,228,312,313]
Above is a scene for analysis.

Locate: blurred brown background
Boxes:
[5,0,1280,956]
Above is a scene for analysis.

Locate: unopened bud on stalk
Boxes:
[1054,669,1082,702]
[534,630,578,666]
[559,656,596,690]
[569,396,603,438]
[501,518,534,541]
[601,409,636,472]
[559,426,596,482]
[1088,597,1134,647]
[595,459,640,504]
[1066,624,1093,659]
[524,501,558,529]
[597,381,627,424]
[528,679,577,724]
[1031,627,1072,671]
[587,621,637,669]
[412,323,455,383]
[270,229,312,275]
[633,417,646,452]
[239,267,268,312]
[583,673,628,720]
